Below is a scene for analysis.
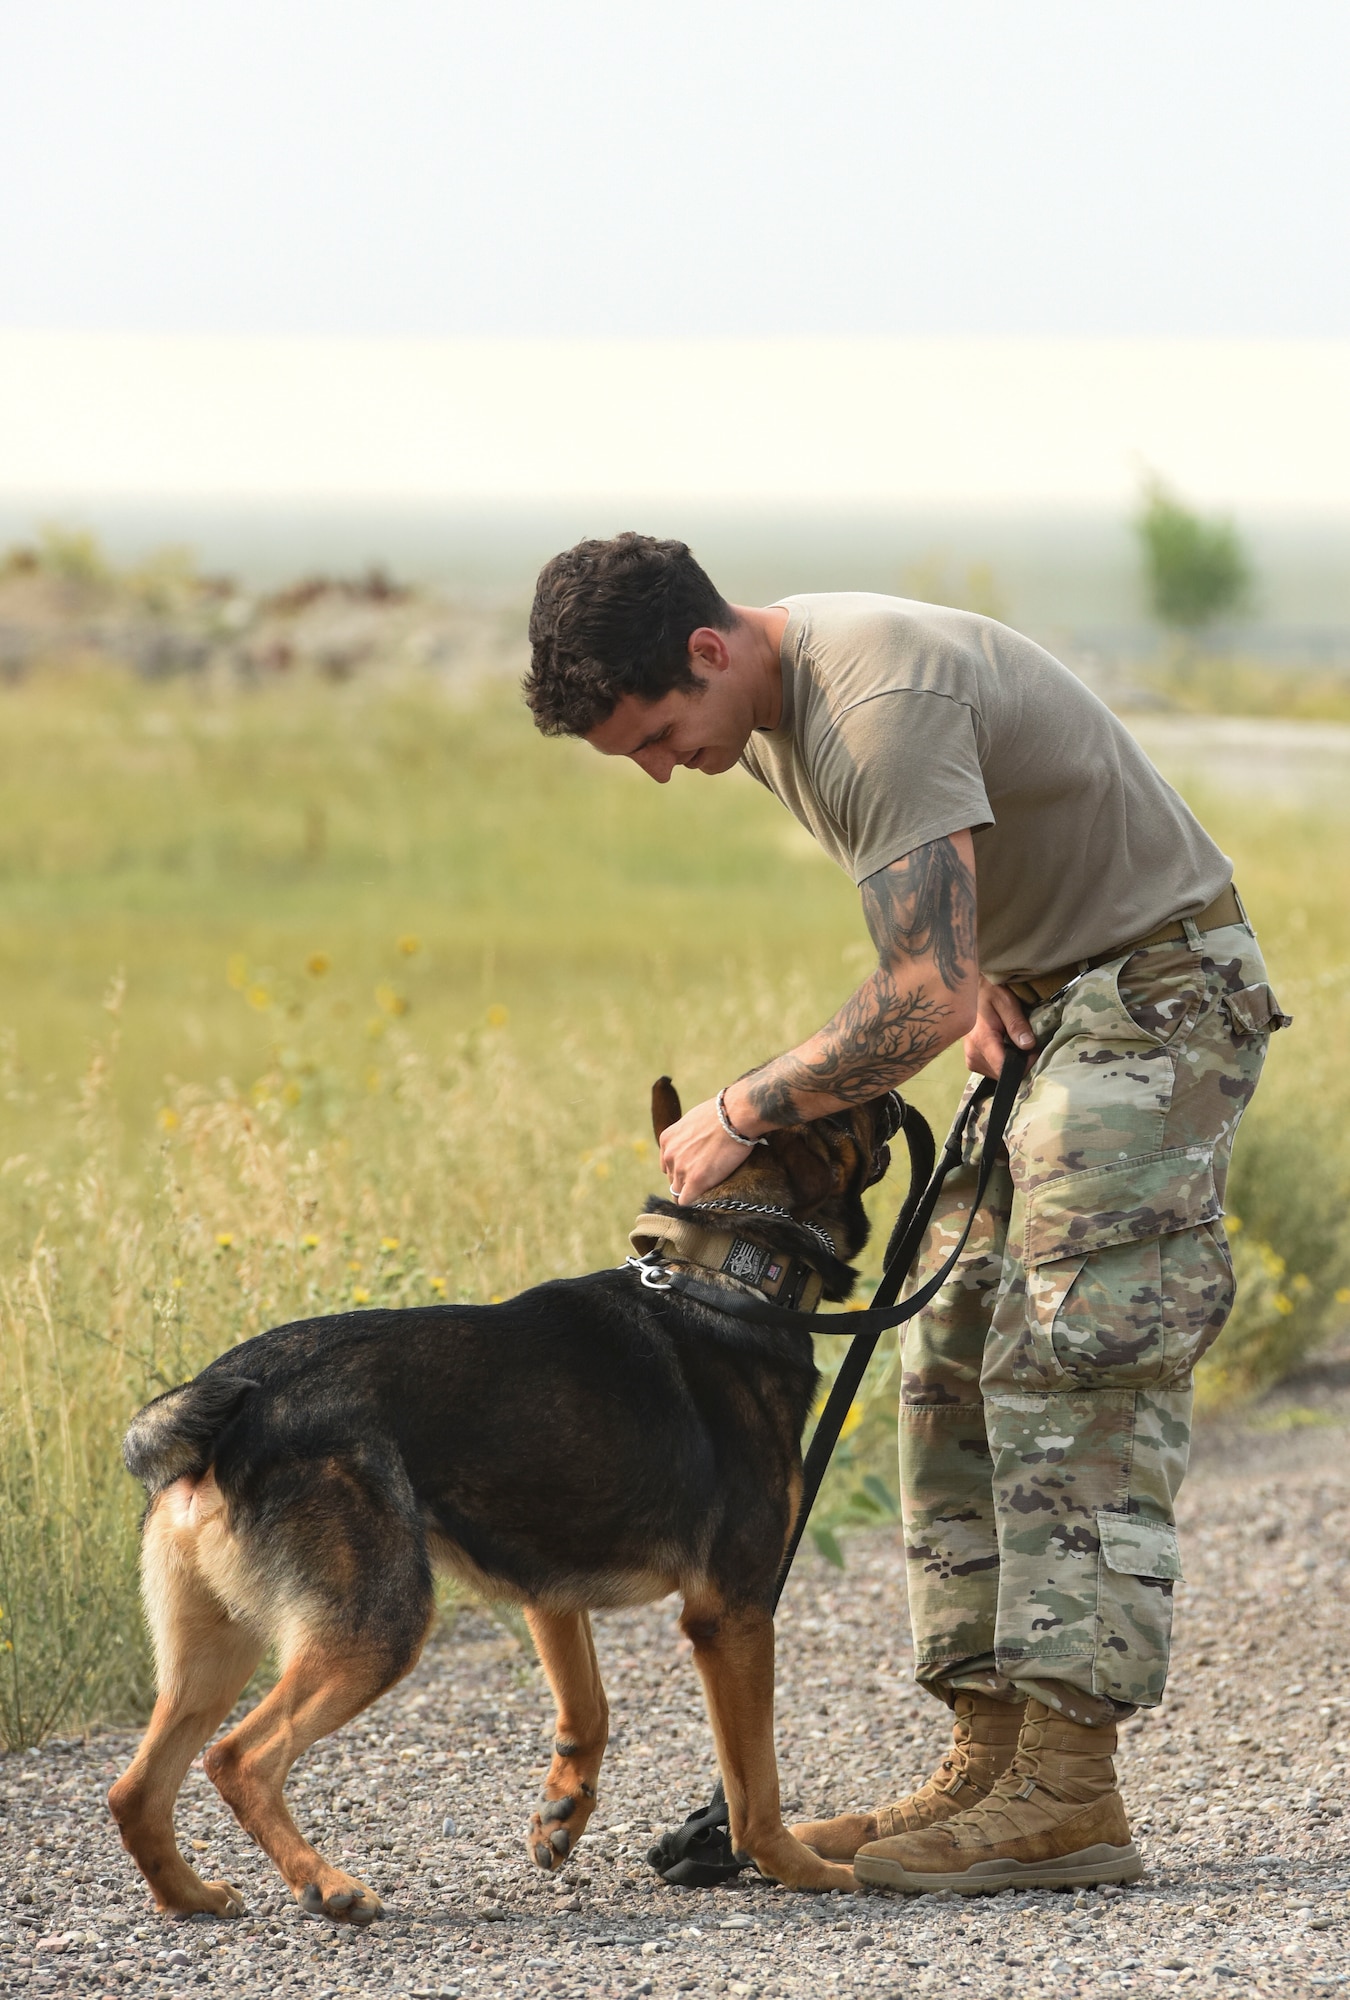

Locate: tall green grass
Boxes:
[0,665,1345,1743]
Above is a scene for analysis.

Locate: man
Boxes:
[523,533,1286,1894]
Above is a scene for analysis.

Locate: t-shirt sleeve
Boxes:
[814,689,994,885]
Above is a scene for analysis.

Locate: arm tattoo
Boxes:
[859,838,975,991]
[739,836,976,1126]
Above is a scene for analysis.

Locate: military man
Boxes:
[523,532,1286,1893]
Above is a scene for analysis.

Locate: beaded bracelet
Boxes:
[716,1087,767,1147]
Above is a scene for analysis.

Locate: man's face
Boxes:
[584,667,752,783]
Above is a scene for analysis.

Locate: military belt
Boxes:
[1005,882,1244,1009]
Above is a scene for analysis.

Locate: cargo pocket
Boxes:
[1021,1150,1231,1387]
[1098,1510,1181,1581]
[1221,983,1293,1040]
[1094,1510,1181,1705]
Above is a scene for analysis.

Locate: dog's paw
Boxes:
[743,1830,858,1894]
[298,1876,384,1926]
[157,1872,247,1920]
[165,1877,247,1919]
[527,1789,594,1872]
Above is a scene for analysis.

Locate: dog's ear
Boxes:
[770,1129,836,1212]
[651,1076,683,1142]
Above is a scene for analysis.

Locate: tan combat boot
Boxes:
[791,1691,1025,1863]
[853,1698,1142,1893]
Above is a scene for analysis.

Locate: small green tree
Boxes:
[1135,477,1252,635]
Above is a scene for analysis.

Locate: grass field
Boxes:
[2,661,1348,1747]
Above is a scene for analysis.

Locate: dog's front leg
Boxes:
[523,1608,608,1871]
[681,1598,855,1892]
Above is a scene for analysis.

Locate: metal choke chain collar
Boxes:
[689,1197,836,1261]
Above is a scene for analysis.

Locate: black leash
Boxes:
[645,1046,1027,1888]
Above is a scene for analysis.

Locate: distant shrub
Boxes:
[1136,476,1252,635]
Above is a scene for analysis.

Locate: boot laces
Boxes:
[951,1710,1112,1835]
[939,1761,1041,1840]
[930,1714,975,1792]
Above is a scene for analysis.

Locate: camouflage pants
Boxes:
[900,921,1287,1716]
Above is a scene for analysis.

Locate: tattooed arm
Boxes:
[659,830,980,1201]
[729,830,979,1131]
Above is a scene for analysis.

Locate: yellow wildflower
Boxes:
[486,1003,508,1029]
[352,1287,371,1305]
[429,1276,447,1295]
[810,1395,865,1437]
[157,1106,180,1132]
[246,984,272,1012]
[301,1234,320,1251]
[1273,1292,1294,1316]
[215,1232,234,1250]
[348,1259,363,1272]
[380,1237,400,1254]
[281,1080,302,1106]
[1225,1214,1243,1235]
[397,933,421,956]
[375,982,408,1016]
[1336,1287,1350,1306]
[306,951,331,977]
[226,953,248,990]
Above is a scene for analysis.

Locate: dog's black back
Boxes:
[128,1274,818,1629]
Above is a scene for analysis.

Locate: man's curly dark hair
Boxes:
[523,533,735,737]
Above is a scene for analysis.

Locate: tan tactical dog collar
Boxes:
[628,1210,826,1313]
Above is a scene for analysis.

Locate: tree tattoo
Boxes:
[739,835,976,1126]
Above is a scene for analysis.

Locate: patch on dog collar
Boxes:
[723,1237,770,1284]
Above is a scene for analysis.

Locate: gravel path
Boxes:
[4,1349,1348,2000]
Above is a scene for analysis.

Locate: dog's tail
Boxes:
[122,1372,258,1491]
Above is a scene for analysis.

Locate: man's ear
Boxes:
[770,1130,836,1212]
[651,1076,683,1142]
[687,626,732,675]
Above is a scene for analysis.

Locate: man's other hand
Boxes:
[965,976,1036,1079]
[658,1098,755,1206]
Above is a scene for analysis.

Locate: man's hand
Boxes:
[658,1099,755,1205]
[964,976,1036,1079]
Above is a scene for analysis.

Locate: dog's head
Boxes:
[649,1077,901,1265]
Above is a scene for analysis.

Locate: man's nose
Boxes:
[633,749,675,783]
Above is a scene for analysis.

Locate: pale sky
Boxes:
[6,333,1350,508]
[5,3,1349,508]
[4,0,1349,340]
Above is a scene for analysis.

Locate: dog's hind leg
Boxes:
[680,1595,855,1892]
[523,1608,608,1872]
[108,1484,263,1917]
[203,1607,431,1925]
[196,1450,434,1921]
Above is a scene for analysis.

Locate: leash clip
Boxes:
[624,1253,674,1291]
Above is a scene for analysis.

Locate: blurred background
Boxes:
[2,0,1349,1743]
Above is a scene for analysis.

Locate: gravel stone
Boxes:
[2,1354,1348,1998]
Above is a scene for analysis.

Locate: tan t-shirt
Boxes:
[738,593,1232,985]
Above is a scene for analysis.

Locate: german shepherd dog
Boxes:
[109,1081,899,1922]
